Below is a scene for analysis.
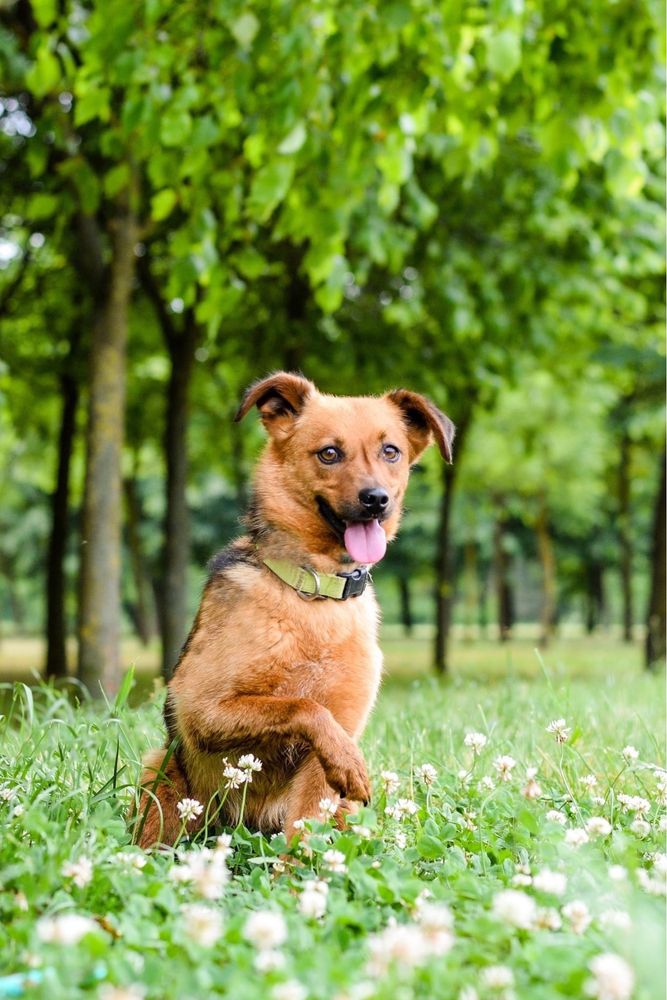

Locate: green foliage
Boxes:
[0,0,664,651]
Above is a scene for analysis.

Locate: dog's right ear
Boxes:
[234,372,316,440]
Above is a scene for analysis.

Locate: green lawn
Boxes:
[0,639,664,999]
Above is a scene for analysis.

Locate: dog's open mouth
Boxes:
[316,497,387,565]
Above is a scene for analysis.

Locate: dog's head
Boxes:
[235,372,455,564]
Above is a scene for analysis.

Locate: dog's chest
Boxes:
[257,586,382,725]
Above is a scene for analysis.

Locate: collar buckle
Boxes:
[338,567,369,599]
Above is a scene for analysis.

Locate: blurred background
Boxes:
[0,0,664,694]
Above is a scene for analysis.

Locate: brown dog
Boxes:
[135,372,454,848]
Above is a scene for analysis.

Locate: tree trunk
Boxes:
[123,476,157,646]
[45,369,79,678]
[618,432,634,642]
[478,569,489,639]
[463,541,478,640]
[645,448,666,671]
[584,560,605,635]
[78,212,138,695]
[161,319,198,678]
[397,576,413,636]
[536,499,556,647]
[493,514,514,642]
[433,416,469,674]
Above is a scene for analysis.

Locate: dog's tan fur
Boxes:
[135,373,453,848]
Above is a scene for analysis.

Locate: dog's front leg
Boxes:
[284,752,335,838]
[185,695,371,804]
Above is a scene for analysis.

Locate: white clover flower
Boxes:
[322,849,347,874]
[37,913,98,945]
[12,803,24,818]
[478,775,495,792]
[546,809,567,825]
[592,795,605,806]
[546,719,571,743]
[416,902,455,956]
[464,732,488,753]
[621,746,639,762]
[319,797,338,819]
[565,828,589,847]
[532,869,567,896]
[176,798,204,822]
[585,953,634,1000]
[0,786,16,802]
[412,888,432,911]
[535,907,562,931]
[459,988,479,1000]
[491,889,537,929]
[352,824,372,839]
[272,859,287,875]
[292,819,306,831]
[244,910,288,951]
[585,816,612,838]
[169,848,228,899]
[415,763,437,786]
[222,763,246,789]
[493,756,516,782]
[215,834,233,859]
[394,829,407,850]
[458,768,472,784]
[581,774,598,789]
[599,910,632,931]
[617,793,650,815]
[384,798,418,821]
[299,880,328,919]
[630,817,651,838]
[62,857,93,889]
[654,769,667,805]
[512,873,532,887]
[238,754,263,778]
[653,852,667,875]
[562,900,591,935]
[522,767,542,800]
[481,965,514,989]
[658,815,667,832]
[636,868,666,896]
[272,982,306,1000]
[255,950,286,973]
[99,987,146,1000]
[608,865,627,882]
[112,852,147,871]
[380,770,400,795]
[182,903,222,947]
[366,923,429,976]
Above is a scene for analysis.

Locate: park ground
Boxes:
[0,632,665,999]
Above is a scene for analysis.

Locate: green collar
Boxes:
[263,557,370,601]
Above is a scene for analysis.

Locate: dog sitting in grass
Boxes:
[136,372,454,848]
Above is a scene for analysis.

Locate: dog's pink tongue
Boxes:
[343,520,387,564]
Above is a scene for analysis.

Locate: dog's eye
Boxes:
[382,443,401,463]
[317,446,343,465]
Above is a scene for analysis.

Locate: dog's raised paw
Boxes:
[321,747,371,804]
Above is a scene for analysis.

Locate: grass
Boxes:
[0,638,664,1000]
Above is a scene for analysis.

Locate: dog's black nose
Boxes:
[358,487,390,514]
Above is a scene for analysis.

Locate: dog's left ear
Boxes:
[234,371,316,440]
[386,389,455,463]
